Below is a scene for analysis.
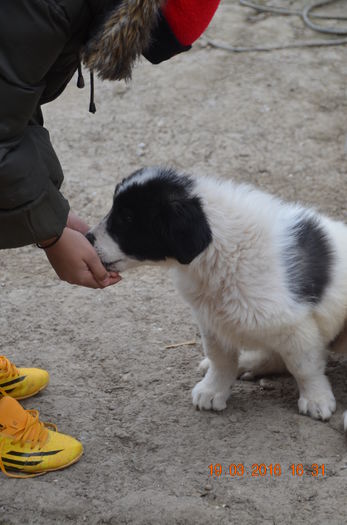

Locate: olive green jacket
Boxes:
[0,0,187,248]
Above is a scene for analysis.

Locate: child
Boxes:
[0,0,220,477]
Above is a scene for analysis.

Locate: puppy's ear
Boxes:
[161,197,212,264]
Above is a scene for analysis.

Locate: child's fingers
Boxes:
[78,272,104,289]
[86,252,110,285]
[109,271,121,279]
[103,275,122,287]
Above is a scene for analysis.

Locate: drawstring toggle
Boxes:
[77,60,85,89]
[89,71,96,114]
[76,54,96,113]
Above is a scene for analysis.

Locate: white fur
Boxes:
[117,166,160,194]
[91,172,347,425]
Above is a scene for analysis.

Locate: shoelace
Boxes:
[0,388,57,478]
[0,356,19,380]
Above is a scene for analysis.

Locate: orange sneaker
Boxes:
[0,356,49,400]
[0,392,83,478]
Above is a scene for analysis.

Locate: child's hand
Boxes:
[43,228,121,289]
[66,211,90,235]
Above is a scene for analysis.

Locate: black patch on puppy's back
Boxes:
[286,214,333,304]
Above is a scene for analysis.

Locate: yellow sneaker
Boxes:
[0,356,49,400]
[0,393,83,478]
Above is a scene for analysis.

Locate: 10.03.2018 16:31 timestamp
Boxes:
[209,463,325,478]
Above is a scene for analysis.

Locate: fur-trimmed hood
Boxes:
[83,0,164,81]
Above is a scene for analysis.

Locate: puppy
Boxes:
[87,167,347,424]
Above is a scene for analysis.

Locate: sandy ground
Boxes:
[2,1,347,523]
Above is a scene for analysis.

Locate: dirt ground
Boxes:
[2,1,347,523]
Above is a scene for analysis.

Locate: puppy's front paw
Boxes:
[298,391,336,421]
[192,378,229,411]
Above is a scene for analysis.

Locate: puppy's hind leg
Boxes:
[192,331,237,411]
[238,349,287,380]
[278,320,336,421]
[198,357,210,374]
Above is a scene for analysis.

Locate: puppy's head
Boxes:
[87,167,212,272]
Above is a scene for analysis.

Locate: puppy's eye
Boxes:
[123,211,133,223]
[117,207,133,224]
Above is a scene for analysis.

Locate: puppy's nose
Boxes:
[85,232,96,246]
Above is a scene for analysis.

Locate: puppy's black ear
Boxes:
[161,197,212,264]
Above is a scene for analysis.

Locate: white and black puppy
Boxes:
[87,167,347,425]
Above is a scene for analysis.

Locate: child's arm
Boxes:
[0,2,119,288]
[0,1,69,249]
